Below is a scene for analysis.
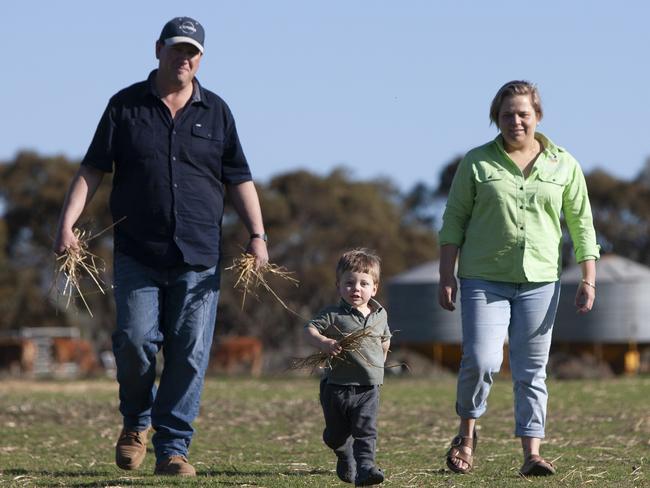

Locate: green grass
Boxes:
[0,375,648,487]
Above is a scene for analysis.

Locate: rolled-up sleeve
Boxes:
[439,156,475,247]
[562,158,600,262]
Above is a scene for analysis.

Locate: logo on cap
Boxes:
[179,21,197,35]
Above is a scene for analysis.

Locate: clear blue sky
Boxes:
[3,1,649,190]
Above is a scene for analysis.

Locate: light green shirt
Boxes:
[439,133,600,283]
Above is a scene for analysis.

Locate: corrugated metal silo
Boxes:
[387,261,462,344]
[555,254,650,343]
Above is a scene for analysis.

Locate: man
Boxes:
[54,17,268,476]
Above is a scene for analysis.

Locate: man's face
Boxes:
[156,42,202,87]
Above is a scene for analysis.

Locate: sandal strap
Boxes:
[447,445,473,465]
[450,434,475,450]
[525,454,554,466]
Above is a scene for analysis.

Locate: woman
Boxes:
[438,80,599,476]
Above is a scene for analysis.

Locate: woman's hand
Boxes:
[439,274,458,311]
[575,280,595,313]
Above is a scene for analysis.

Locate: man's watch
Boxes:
[250,233,268,242]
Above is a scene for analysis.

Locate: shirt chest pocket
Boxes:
[125,119,156,160]
[536,169,569,207]
[473,163,506,203]
[182,125,224,170]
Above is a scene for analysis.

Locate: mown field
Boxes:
[0,375,648,487]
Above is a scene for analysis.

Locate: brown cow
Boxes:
[52,337,99,375]
[211,336,263,377]
[0,338,36,374]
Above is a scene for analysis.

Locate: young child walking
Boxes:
[304,248,391,486]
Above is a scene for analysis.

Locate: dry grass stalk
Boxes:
[53,218,125,317]
[291,325,386,372]
[225,253,300,315]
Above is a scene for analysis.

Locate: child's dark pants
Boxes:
[319,378,380,470]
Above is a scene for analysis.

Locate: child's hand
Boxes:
[320,338,343,356]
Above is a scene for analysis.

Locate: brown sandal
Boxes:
[519,454,556,476]
[445,429,478,474]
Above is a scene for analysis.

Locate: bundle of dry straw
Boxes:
[225,253,299,314]
[53,218,124,317]
[291,326,384,372]
[54,228,106,317]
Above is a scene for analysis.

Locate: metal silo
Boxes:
[387,261,462,344]
[555,254,650,343]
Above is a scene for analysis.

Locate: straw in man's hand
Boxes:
[225,253,300,314]
[54,228,106,317]
[52,218,124,317]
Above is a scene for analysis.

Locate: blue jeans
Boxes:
[457,279,560,438]
[112,252,220,461]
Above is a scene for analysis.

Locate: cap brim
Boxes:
[164,36,204,53]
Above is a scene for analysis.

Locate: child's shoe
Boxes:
[355,465,384,486]
[336,455,356,483]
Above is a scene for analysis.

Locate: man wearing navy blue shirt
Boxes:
[54,17,268,477]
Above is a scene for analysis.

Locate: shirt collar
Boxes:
[338,298,383,315]
[145,70,206,106]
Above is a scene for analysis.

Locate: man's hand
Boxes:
[246,237,269,269]
[53,227,79,255]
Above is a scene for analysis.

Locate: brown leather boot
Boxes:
[154,455,197,476]
[115,428,149,470]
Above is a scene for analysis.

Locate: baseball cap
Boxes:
[159,17,205,53]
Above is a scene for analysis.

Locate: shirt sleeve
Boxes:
[562,156,600,262]
[221,103,252,185]
[381,316,392,342]
[304,309,332,335]
[438,155,476,246]
[81,100,117,173]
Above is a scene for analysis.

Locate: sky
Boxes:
[2,1,649,191]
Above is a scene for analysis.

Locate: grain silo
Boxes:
[387,261,463,368]
[554,254,650,373]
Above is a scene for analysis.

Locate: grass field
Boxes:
[0,375,648,487]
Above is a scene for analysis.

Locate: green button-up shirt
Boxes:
[439,133,600,283]
[305,298,391,386]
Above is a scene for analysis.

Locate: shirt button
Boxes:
[519,205,524,209]
[520,226,524,230]
[175,236,179,241]
[173,183,178,188]
[172,130,177,135]
[519,186,524,190]
[172,156,176,161]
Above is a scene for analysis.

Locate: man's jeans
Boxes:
[112,252,220,461]
[457,279,560,438]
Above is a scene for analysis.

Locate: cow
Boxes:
[51,337,99,375]
[211,336,263,377]
[0,337,36,374]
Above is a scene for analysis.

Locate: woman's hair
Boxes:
[489,80,543,126]
[336,248,381,284]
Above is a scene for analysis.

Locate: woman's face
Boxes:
[497,94,539,150]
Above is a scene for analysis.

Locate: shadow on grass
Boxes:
[4,466,332,486]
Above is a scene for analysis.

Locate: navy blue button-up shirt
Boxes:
[82,70,252,268]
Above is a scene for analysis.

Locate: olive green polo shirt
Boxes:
[305,298,391,386]
[439,133,600,283]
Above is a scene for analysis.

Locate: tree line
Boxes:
[0,152,648,353]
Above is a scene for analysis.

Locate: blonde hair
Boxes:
[336,248,381,284]
[489,80,543,127]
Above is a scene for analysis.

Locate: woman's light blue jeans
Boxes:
[112,252,220,461]
[457,279,560,438]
